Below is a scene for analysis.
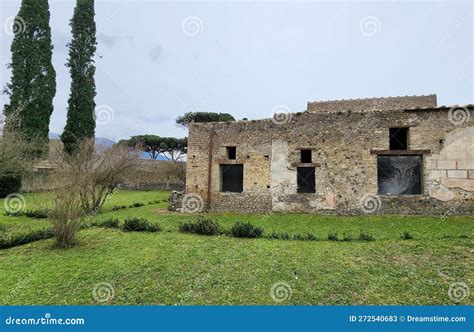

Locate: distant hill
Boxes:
[49,132,116,149]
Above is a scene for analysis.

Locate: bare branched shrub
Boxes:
[50,184,84,248]
[0,131,33,174]
[49,139,140,247]
[52,138,140,212]
[0,131,38,197]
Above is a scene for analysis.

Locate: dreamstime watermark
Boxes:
[94,105,115,125]
[92,282,115,303]
[448,282,470,303]
[270,281,292,303]
[439,193,468,220]
[4,16,26,37]
[5,313,85,326]
[359,16,381,37]
[4,193,26,214]
[271,105,292,125]
[448,106,470,126]
[359,194,381,214]
[182,193,204,213]
[262,212,272,222]
[84,187,120,223]
[178,273,211,304]
[3,271,33,304]
[1,100,30,129]
[182,16,204,36]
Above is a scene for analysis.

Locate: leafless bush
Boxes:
[49,138,140,247]
[0,131,39,197]
[50,184,84,248]
[0,131,36,176]
[52,139,141,213]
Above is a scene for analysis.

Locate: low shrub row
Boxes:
[123,217,161,232]
[230,221,263,238]
[179,219,264,239]
[111,199,166,211]
[0,229,54,249]
[89,217,161,232]
[89,218,120,229]
[111,202,145,211]
[267,231,318,241]
[326,231,375,242]
[178,218,377,242]
[179,217,222,235]
[0,216,163,250]
[5,208,50,219]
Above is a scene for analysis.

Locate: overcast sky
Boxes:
[1,0,472,142]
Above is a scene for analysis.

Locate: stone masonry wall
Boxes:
[186,104,473,215]
[307,95,437,113]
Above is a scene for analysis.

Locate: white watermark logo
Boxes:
[270,282,292,303]
[359,194,381,214]
[360,16,381,37]
[448,106,470,126]
[4,193,26,214]
[271,105,292,125]
[4,16,26,37]
[448,282,470,303]
[182,193,204,213]
[182,16,204,36]
[94,105,114,125]
[92,282,115,303]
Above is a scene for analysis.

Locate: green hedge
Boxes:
[0,175,22,198]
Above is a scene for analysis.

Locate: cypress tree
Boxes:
[61,0,97,155]
[3,0,56,157]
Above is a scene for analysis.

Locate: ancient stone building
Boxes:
[185,94,473,215]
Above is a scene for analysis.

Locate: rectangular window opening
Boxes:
[389,127,408,150]
[227,146,236,160]
[297,167,315,193]
[220,164,243,192]
[300,149,312,163]
[377,156,421,195]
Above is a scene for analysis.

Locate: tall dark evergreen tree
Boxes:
[3,0,56,157]
[61,0,97,155]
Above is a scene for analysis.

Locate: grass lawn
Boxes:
[0,190,472,305]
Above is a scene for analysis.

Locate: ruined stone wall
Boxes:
[186,106,474,215]
[307,95,437,113]
[23,159,185,192]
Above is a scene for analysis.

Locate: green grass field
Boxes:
[0,190,472,305]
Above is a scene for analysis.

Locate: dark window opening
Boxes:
[389,127,408,150]
[377,156,421,195]
[220,164,243,192]
[300,149,312,163]
[226,147,236,159]
[297,167,315,193]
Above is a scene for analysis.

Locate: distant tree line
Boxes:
[119,135,187,161]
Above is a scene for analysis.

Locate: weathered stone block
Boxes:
[425,160,438,170]
[437,160,457,170]
[457,160,474,170]
[447,170,468,179]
